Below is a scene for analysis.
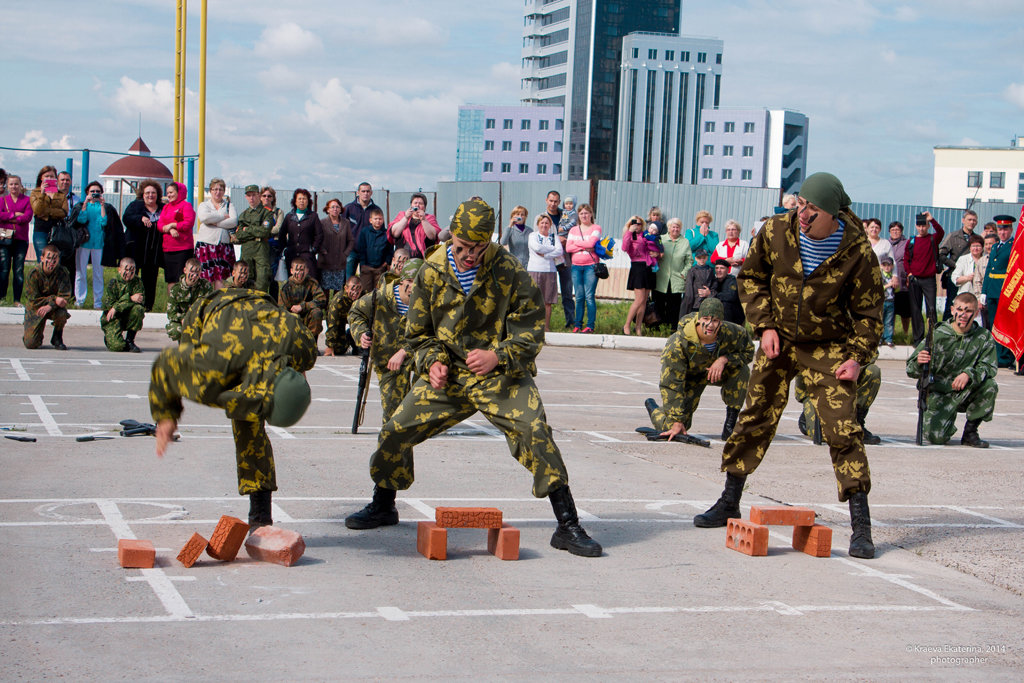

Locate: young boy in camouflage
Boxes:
[324,276,363,356]
[232,185,273,292]
[907,292,997,447]
[228,259,255,289]
[279,258,326,343]
[23,244,72,350]
[149,289,316,529]
[344,199,601,557]
[644,297,754,442]
[101,257,146,353]
[347,259,421,421]
[165,258,214,341]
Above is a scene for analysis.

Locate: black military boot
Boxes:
[248,490,273,531]
[721,407,739,441]
[50,329,67,351]
[960,419,989,448]
[644,398,658,420]
[798,411,809,436]
[548,485,602,557]
[857,406,881,445]
[848,491,875,559]
[693,473,745,528]
[125,330,141,353]
[345,485,399,529]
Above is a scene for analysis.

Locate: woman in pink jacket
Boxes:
[565,203,602,332]
[622,215,661,336]
[158,182,196,294]
[0,174,33,305]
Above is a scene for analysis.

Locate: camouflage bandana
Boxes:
[450,199,495,243]
[400,258,424,281]
[698,297,724,320]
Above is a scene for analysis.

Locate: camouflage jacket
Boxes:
[234,206,272,243]
[166,278,214,339]
[150,290,317,422]
[278,278,327,314]
[740,208,882,365]
[408,241,544,378]
[348,273,411,374]
[906,321,996,392]
[325,290,358,350]
[101,275,145,313]
[25,265,72,312]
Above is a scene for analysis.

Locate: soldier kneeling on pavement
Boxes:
[795,355,882,445]
[24,244,72,350]
[324,276,363,356]
[907,292,998,448]
[278,258,326,346]
[227,258,255,290]
[645,298,753,441]
[165,258,213,341]
[101,257,145,352]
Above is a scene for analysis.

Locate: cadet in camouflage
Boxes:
[278,258,326,341]
[101,257,146,352]
[795,354,882,444]
[165,258,214,341]
[148,289,316,528]
[23,245,72,350]
[324,276,363,356]
[907,292,998,447]
[232,185,273,292]
[345,198,602,557]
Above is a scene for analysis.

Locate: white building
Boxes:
[696,108,808,193]
[932,137,1024,208]
[614,32,724,184]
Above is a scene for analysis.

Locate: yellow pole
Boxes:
[178,0,188,183]
[173,0,182,182]
[197,0,207,204]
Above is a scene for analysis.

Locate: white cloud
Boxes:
[258,64,305,91]
[957,137,982,146]
[254,22,323,58]
[1003,83,1024,110]
[14,130,73,158]
[372,17,447,44]
[112,77,177,126]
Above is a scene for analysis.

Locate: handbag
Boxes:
[0,198,15,245]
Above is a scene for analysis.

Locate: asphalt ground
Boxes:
[0,320,1022,680]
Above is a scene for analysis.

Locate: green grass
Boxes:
[2,263,170,311]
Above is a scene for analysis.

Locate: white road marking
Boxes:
[377,606,410,621]
[401,498,436,519]
[581,431,624,442]
[27,395,62,436]
[10,359,30,381]
[946,505,1020,526]
[835,556,972,611]
[267,426,295,440]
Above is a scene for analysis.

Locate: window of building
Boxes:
[539,120,549,130]
[990,172,1005,189]
[744,122,755,133]
[697,52,707,63]
[722,145,734,156]
[503,119,513,129]
[501,162,511,173]
[742,145,754,157]
[666,50,674,61]
[485,118,495,129]
[724,122,735,132]
[703,144,714,155]
[648,49,657,59]
[716,53,722,64]
[553,163,562,174]
[554,141,562,152]
[967,171,982,188]
[701,168,712,179]
[721,169,732,180]
[537,164,547,174]
[538,141,548,152]
[484,140,494,151]
[741,169,752,180]
[704,121,715,132]
[555,119,564,130]
[501,141,512,151]
[680,51,690,61]
[519,163,529,174]
[483,162,493,173]
[521,120,531,130]
[631,47,639,58]
[520,141,530,152]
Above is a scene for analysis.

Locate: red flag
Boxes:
[992,204,1024,360]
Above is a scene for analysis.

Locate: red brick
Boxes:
[177,532,208,568]
[118,539,155,568]
[792,524,833,558]
[417,521,447,560]
[435,507,503,529]
[725,519,769,557]
[749,505,816,527]
[244,526,305,567]
[486,524,520,561]
[206,515,250,562]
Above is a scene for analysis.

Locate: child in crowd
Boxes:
[880,256,897,347]
[325,276,363,356]
[679,248,715,315]
[279,258,327,345]
[557,195,578,238]
[353,206,394,293]
[643,222,664,272]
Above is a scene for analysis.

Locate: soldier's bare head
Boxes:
[950,293,978,333]
[232,259,251,286]
[118,258,137,280]
[39,245,60,273]
[288,259,308,283]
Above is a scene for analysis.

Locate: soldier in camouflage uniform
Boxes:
[227,259,255,289]
[347,260,421,421]
[149,289,316,529]
[278,258,326,342]
[232,185,273,292]
[324,276,363,356]
[23,244,72,350]
[694,173,883,560]
[345,199,602,557]
[101,257,146,353]
[795,353,882,445]
[907,292,998,447]
[165,258,214,341]
[645,298,753,441]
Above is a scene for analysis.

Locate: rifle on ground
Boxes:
[351,287,378,434]
[915,323,934,446]
[635,426,712,448]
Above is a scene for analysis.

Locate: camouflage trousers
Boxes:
[649,363,750,431]
[377,368,411,424]
[370,370,569,498]
[923,379,998,445]
[231,418,277,495]
[300,309,324,341]
[795,363,880,436]
[721,340,870,501]
[241,243,271,293]
[23,307,69,349]
[101,305,145,351]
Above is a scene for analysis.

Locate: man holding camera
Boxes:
[388,192,443,259]
[903,211,944,345]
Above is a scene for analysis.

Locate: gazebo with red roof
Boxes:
[99,138,173,201]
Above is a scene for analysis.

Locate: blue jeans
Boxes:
[0,239,29,302]
[33,230,49,262]
[571,264,597,329]
[882,300,894,344]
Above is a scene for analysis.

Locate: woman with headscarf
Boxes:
[158,181,196,295]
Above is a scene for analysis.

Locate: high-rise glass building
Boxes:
[521,0,681,181]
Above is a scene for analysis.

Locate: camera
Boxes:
[631,218,642,225]
[90,190,102,198]
[915,213,927,226]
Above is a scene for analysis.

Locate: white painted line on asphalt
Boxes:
[126,575,195,583]
[10,359,30,381]
[573,604,613,618]
[271,503,295,523]
[402,498,436,519]
[377,606,410,621]
[945,505,1020,526]
[592,369,658,387]
[834,556,972,611]
[90,547,173,552]
[762,601,804,616]
[581,431,624,442]
[268,425,296,440]
[27,395,62,436]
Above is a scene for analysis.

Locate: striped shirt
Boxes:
[702,341,719,353]
[799,220,845,277]
[447,245,479,294]
[394,283,409,316]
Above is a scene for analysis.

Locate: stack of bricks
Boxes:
[724,505,832,558]
[174,516,306,568]
[418,507,520,561]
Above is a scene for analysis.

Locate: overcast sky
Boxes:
[1,0,1021,205]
